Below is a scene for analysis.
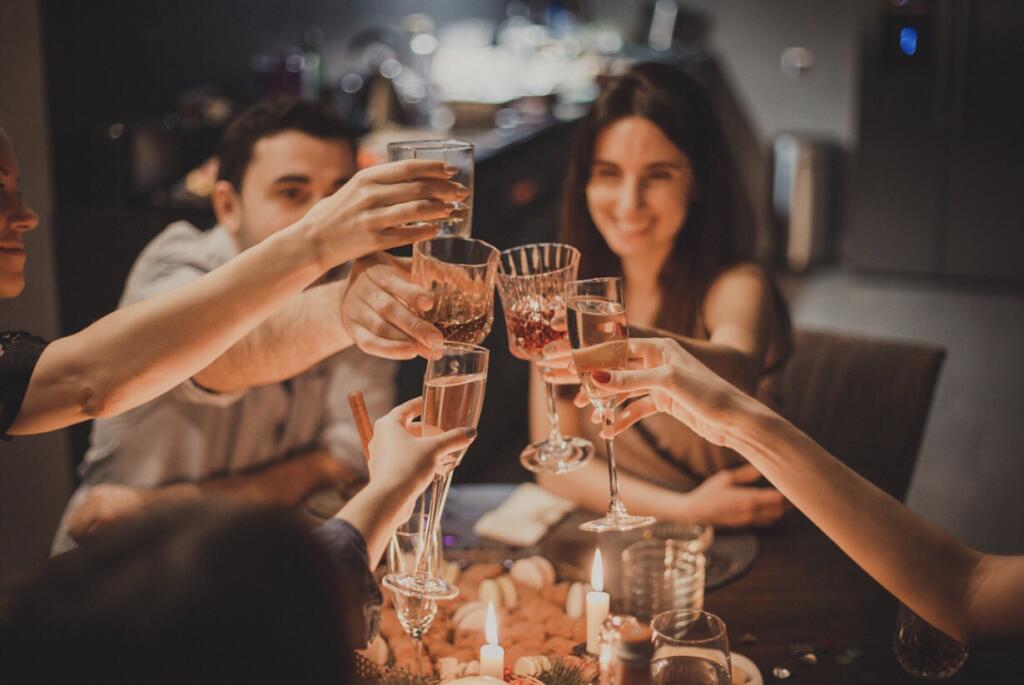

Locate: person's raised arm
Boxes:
[10,161,462,434]
[592,338,1024,640]
[333,397,476,566]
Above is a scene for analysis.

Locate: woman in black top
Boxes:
[0,124,461,437]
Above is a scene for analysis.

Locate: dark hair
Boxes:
[0,503,360,684]
[560,62,785,344]
[217,97,358,190]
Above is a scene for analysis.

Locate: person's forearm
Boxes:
[11,220,325,435]
[192,280,353,393]
[197,449,352,506]
[726,397,983,640]
[631,324,760,393]
[334,481,412,567]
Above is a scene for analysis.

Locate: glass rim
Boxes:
[566,276,622,288]
[427,340,490,358]
[651,609,728,646]
[496,243,580,280]
[387,138,474,152]
[414,236,499,268]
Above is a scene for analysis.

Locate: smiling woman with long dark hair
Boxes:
[536,63,793,528]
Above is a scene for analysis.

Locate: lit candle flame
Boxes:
[485,600,499,645]
[591,548,604,592]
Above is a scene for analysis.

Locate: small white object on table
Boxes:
[473,483,574,546]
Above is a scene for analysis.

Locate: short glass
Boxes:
[651,610,731,685]
[413,237,499,345]
[388,139,473,237]
[622,539,706,621]
[893,603,969,679]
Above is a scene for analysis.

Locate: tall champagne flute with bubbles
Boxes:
[566,277,655,533]
[495,243,594,474]
[383,341,489,600]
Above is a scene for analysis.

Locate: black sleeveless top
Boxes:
[0,331,49,439]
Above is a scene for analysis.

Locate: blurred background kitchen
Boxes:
[2,0,1022,577]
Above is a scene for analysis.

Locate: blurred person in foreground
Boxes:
[52,98,453,553]
[0,123,456,441]
[536,63,791,528]
[580,337,1024,641]
[1,397,476,684]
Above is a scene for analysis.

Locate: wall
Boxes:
[0,0,73,575]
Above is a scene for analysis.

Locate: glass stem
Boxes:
[603,410,627,516]
[415,636,423,675]
[544,380,565,446]
[418,470,454,576]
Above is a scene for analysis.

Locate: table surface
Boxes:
[444,484,1024,684]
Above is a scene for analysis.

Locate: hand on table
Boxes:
[303,159,469,269]
[685,464,787,527]
[367,397,476,517]
[342,253,443,360]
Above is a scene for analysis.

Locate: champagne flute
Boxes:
[388,513,440,675]
[382,341,489,600]
[413,236,499,345]
[388,139,474,237]
[651,610,731,685]
[566,277,655,533]
[495,243,594,473]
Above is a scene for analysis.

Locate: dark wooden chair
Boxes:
[775,328,946,502]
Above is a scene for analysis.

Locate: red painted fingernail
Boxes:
[592,370,611,383]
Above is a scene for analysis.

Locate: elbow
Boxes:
[71,371,119,419]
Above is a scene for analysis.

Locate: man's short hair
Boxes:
[216,97,357,190]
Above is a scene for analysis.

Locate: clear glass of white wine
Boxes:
[566,277,655,533]
[382,340,489,600]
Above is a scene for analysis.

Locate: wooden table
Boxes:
[445,484,1024,684]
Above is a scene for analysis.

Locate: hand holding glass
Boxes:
[382,341,489,600]
[413,237,498,345]
[388,139,473,237]
[566,277,655,533]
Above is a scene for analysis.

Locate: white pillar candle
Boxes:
[480,601,505,679]
[586,548,610,654]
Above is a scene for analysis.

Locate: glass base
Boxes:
[579,511,657,533]
[520,436,594,474]
[382,571,460,601]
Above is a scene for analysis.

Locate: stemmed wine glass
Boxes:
[412,236,499,345]
[566,277,655,533]
[495,243,594,473]
[382,341,489,600]
[387,513,440,675]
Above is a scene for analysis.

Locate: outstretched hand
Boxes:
[342,253,443,359]
[578,337,744,447]
[304,159,469,269]
[367,397,476,510]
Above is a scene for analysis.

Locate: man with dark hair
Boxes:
[51,97,447,552]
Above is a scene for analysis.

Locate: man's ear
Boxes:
[212,180,242,235]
